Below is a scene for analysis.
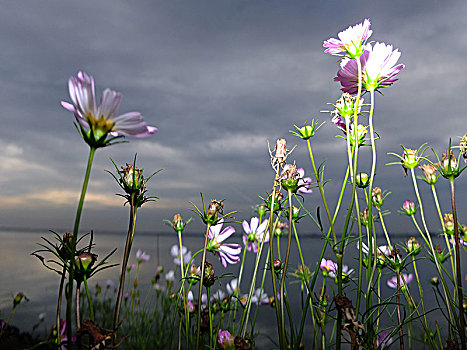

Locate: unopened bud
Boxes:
[355,172,369,188]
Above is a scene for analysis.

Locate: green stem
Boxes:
[195,223,211,350]
[410,168,455,325]
[279,190,294,346]
[113,195,138,343]
[83,274,94,321]
[449,178,466,350]
[177,230,190,347]
[66,146,96,346]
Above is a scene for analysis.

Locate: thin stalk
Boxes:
[396,270,405,350]
[177,230,190,346]
[113,195,138,343]
[377,209,392,248]
[82,275,94,321]
[56,266,66,348]
[306,139,337,245]
[431,184,455,273]
[265,172,284,348]
[232,244,248,333]
[195,223,211,350]
[75,286,81,330]
[251,249,270,335]
[207,286,213,348]
[279,190,294,345]
[66,146,96,345]
[409,168,455,324]
[449,178,466,350]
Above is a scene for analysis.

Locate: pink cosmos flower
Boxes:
[207,219,242,267]
[387,273,413,289]
[136,249,150,263]
[61,72,156,142]
[335,42,404,94]
[324,19,372,58]
[319,258,337,275]
[449,237,467,247]
[218,329,235,350]
[242,217,269,253]
[377,331,394,349]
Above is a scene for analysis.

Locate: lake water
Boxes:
[0,228,460,348]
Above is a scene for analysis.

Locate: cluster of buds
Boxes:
[371,187,390,209]
[419,163,439,184]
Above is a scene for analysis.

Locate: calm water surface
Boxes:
[0,229,458,348]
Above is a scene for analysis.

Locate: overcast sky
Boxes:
[0,0,465,235]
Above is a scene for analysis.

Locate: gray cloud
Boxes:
[0,0,465,235]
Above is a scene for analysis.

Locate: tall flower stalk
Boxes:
[60,71,156,344]
[109,158,159,343]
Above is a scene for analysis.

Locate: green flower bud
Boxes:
[355,172,369,188]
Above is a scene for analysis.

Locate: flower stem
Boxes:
[449,178,466,349]
[82,275,94,321]
[195,223,211,350]
[66,146,96,346]
[113,195,138,343]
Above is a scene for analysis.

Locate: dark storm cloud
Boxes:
[0,0,465,233]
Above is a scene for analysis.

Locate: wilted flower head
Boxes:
[170,245,192,266]
[434,245,448,263]
[419,163,439,184]
[371,187,388,209]
[274,221,288,237]
[202,261,216,287]
[387,273,413,290]
[434,147,467,179]
[61,71,156,148]
[218,329,235,350]
[186,264,201,285]
[406,237,421,255]
[136,249,150,263]
[292,264,312,282]
[444,214,455,236]
[207,219,242,267]
[323,19,372,58]
[242,217,269,253]
[171,213,191,233]
[280,163,313,194]
[335,42,404,94]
